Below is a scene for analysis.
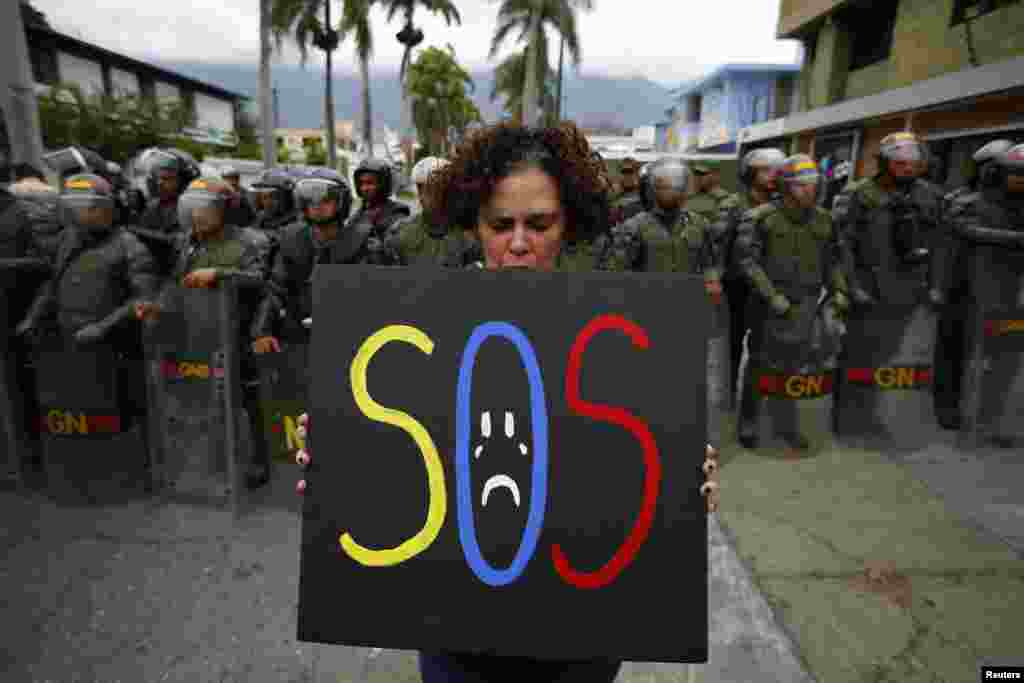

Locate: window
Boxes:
[841,1,900,71]
[951,0,1020,25]
[752,95,769,123]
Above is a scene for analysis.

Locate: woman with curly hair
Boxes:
[295,122,720,682]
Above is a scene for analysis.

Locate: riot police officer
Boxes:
[608,157,644,227]
[688,159,732,223]
[350,158,412,237]
[832,132,942,308]
[249,168,299,234]
[946,144,1024,445]
[136,177,271,487]
[932,139,1015,429]
[598,158,719,296]
[713,148,785,410]
[252,170,370,357]
[389,156,479,267]
[734,155,849,450]
[136,148,201,275]
[221,165,257,228]
[16,175,159,456]
[17,174,158,347]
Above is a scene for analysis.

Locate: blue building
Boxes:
[666,63,801,154]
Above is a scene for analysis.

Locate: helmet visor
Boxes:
[882,141,924,162]
[59,194,115,230]
[294,178,339,210]
[178,192,226,234]
[650,163,688,190]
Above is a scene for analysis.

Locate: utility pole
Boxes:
[0,1,47,173]
[259,0,276,168]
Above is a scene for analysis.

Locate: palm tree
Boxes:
[379,1,461,167]
[270,0,372,166]
[491,49,555,124]
[489,0,593,127]
[260,0,276,167]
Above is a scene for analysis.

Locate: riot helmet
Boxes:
[778,154,820,208]
[221,165,242,191]
[146,148,200,200]
[411,156,449,186]
[354,157,394,202]
[293,174,353,226]
[974,139,1014,188]
[739,148,786,189]
[177,176,232,238]
[648,158,689,211]
[877,132,924,185]
[58,173,116,237]
[997,143,1024,194]
[250,168,297,217]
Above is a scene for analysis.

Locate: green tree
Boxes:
[305,137,328,165]
[407,45,482,156]
[36,83,200,164]
[489,0,593,126]
[379,0,461,167]
[271,0,374,162]
[491,49,556,124]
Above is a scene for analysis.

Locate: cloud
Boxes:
[29,0,800,86]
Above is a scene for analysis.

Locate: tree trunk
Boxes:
[521,9,542,127]
[400,44,415,170]
[360,56,373,155]
[556,36,565,122]
[323,1,338,168]
[259,0,276,168]
[1,0,48,175]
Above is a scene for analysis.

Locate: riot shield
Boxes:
[833,303,940,451]
[33,341,152,505]
[959,245,1024,449]
[257,340,309,463]
[749,293,835,455]
[0,292,25,488]
[145,283,245,508]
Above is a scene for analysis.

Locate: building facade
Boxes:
[24,22,248,148]
[664,64,801,154]
[740,0,1024,192]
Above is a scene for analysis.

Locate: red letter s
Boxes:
[552,314,662,589]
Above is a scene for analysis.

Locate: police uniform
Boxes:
[388,212,480,268]
[734,166,849,448]
[688,161,733,224]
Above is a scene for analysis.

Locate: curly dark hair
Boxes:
[426,122,610,245]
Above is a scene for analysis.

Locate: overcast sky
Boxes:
[28,0,800,87]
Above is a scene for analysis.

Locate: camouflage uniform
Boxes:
[734,202,849,445]
[388,212,481,268]
[598,206,717,278]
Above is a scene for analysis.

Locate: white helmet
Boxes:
[411,157,450,184]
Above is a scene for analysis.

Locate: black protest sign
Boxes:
[298,267,709,663]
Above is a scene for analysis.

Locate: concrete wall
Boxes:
[802,0,1024,107]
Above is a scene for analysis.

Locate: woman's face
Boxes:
[476,166,565,272]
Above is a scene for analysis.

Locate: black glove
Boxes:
[926,288,945,308]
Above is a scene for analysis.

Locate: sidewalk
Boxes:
[716,416,1024,683]
[0,458,809,683]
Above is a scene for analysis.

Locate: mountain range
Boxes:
[156,60,674,131]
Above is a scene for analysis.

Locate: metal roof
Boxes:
[26,24,249,101]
